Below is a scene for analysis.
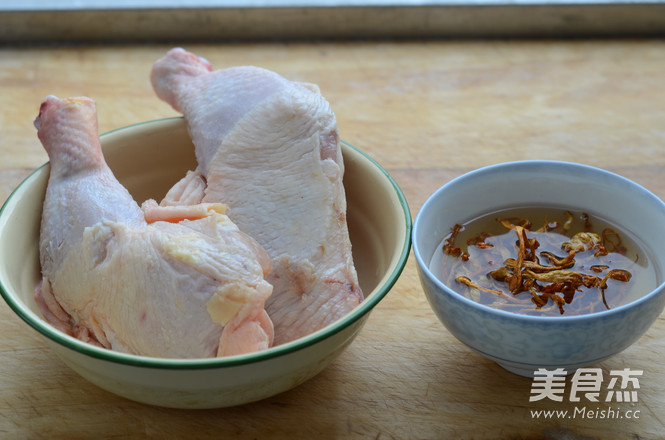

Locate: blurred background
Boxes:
[2,0,665,43]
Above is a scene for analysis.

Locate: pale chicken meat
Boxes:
[151,48,363,344]
[35,95,274,358]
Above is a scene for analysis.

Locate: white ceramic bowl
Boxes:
[413,160,665,377]
[0,117,411,408]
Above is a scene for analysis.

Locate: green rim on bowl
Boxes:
[0,118,412,370]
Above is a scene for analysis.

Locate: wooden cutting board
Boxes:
[1,40,664,439]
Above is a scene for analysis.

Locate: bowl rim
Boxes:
[412,159,665,323]
[0,117,412,370]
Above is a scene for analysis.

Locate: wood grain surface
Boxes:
[1,40,664,439]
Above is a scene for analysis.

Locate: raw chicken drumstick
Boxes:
[151,48,363,345]
[35,95,273,358]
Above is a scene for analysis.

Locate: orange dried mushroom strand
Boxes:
[602,227,628,255]
[508,226,527,294]
[443,223,469,261]
[451,214,632,315]
[467,231,494,249]
[455,276,520,303]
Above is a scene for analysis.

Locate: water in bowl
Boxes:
[429,207,659,317]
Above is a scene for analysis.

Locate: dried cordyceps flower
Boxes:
[446,210,634,315]
[443,224,469,261]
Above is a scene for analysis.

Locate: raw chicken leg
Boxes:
[151,48,363,345]
[35,95,273,358]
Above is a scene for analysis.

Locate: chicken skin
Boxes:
[35,95,273,358]
[151,48,363,344]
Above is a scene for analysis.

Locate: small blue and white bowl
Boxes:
[412,160,665,377]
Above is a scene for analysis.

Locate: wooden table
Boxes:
[1,40,664,439]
